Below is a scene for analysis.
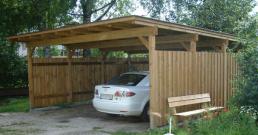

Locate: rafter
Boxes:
[28,27,158,47]
[67,34,198,50]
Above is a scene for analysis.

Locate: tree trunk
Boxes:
[80,0,94,57]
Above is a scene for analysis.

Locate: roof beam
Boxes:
[138,36,149,49]
[134,17,236,41]
[27,27,157,47]
[67,34,198,49]
[100,46,147,52]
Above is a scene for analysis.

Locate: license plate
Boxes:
[100,94,113,100]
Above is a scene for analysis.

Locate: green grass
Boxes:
[113,108,258,135]
[113,128,188,135]
[0,97,29,112]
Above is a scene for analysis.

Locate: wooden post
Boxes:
[27,46,35,109]
[127,53,132,71]
[189,40,197,53]
[67,48,74,103]
[190,40,197,91]
[222,41,229,107]
[101,52,107,83]
[149,35,159,128]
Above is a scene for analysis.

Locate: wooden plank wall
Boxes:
[151,51,238,126]
[31,57,148,107]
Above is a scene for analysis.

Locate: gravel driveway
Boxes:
[0,103,149,135]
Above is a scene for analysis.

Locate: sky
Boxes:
[254,0,258,13]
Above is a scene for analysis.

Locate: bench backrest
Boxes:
[168,93,210,108]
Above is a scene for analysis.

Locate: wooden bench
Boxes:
[168,93,224,127]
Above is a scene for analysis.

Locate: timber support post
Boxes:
[67,48,74,103]
[189,36,198,91]
[149,35,159,128]
[27,46,35,109]
[127,53,132,71]
[222,40,229,107]
[101,51,107,83]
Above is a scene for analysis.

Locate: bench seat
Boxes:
[174,107,224,117]
[168,93,224,127]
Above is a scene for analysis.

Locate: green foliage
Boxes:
[0,0,76,87]
[113,128,188,135]
[108,51,128,58]
[0,39,27,88]
[141,0,255,34]
[233,41,258,112]
[185,0,255,34]
[113,108,258,135]
[0,97,29,112]
[34,46,61,57]
[190,108,258,135]
[78,0,134,23]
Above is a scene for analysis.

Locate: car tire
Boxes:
[141,103,149,122]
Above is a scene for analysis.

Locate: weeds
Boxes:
[0,97,29,112]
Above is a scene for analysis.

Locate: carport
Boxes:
[8,16,238,128]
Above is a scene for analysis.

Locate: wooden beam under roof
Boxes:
[67,34,198,49]
[8,17,136,42]
[197,38,228,47]
[133,16,236,41]
[27,27,158,47]
[8,16,236,43]
[100,46,147,52]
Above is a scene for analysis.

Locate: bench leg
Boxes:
[172,116,178,128]
[183,117,190,128]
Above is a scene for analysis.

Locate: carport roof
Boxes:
[8,15,236,44]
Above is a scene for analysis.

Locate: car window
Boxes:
[107,74,146,86]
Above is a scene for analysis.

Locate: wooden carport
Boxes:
[8,16,238,128]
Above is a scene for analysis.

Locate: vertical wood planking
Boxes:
[153,51,238,126]
[31,57,148,108]
[29,51,238,128]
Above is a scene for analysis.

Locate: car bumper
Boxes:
[93,98,142,116]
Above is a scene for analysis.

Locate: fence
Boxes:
[150,51,238,125]
[31,57,148,107]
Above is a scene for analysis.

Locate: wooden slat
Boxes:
[68,34,198,50]
[30,57,148,108]
[152,51,238,126]
[174,107,224,117]
[168,93,210,102]
[169,97,211,107]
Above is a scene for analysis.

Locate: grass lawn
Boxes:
[0,97,29,112]
[113,128,188,135]
[113,108,258,135]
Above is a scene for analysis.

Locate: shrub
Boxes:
[232,41,258,119]
[190,107,258,135]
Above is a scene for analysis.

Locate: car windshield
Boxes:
[107,74,146,86]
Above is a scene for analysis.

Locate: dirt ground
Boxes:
[0,103,149,135]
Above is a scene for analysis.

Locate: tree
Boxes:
[26,0,76,57]
[141,0,255,34]
[233,15,258,116]
[70,0,134,56]
[0,0,76,87]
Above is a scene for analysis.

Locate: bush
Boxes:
[190,107,258,135]
[232,41,258,117]
[0,39,28,88]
